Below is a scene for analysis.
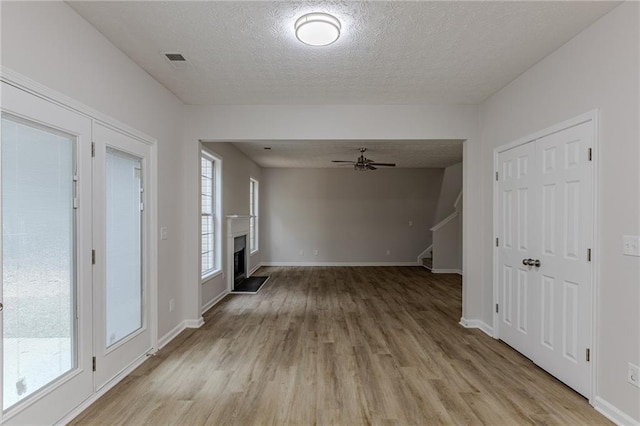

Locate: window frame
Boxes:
[249,177,259,254]
[200,149,222,280]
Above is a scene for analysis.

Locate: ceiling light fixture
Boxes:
[295,13,341,46]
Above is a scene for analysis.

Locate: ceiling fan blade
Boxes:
[332,160,356,163]
[368,165,378,170]
[369,162,396,167]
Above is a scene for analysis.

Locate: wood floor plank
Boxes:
[71,267,610,425]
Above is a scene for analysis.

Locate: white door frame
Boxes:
[92,123,154,391]
[0,67,159,423]
[492,110,599,404]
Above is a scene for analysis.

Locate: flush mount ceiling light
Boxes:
[295,13,341,46]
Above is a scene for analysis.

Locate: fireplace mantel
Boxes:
[226,215,251,236]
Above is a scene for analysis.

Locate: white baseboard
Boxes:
[157,321,187,350]
[56,353,149,425]
[432,268,463,275]
[201,289,229,315]
[184,317,204,329]
[594,396,639,426]
[459,317,495,338]
[261,261,420,267]
[248,262,263,277]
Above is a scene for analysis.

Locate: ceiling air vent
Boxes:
[162,52,191,70]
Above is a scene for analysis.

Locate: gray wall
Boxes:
[431,162,463,271]
[201,142,261,308]
[434,162,462,224]
[262,168,443,263]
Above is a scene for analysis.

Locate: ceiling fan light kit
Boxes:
[332,148,396,171]
[295,12,341,46]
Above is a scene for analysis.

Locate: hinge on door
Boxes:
[92,356,96,371]
[587,248,592,262]
[588,148,592,161]
[496,237,499,247]
[496,171,499,181]
[92,249,96,265]
[496,304,499,314]
[91,142,95,157]
[586,348,591,362]
[140,202,144,212]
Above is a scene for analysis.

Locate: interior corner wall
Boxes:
[200,142,261,308]
[261,168,443,264]
[1,1,187,339]
[477,2,639,421]
[434,162,463,224]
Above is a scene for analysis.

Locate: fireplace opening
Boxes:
[233,235,247,288]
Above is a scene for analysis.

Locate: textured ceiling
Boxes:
[68,1,619,105]
[220,140,463,168]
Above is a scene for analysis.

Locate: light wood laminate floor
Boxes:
[72,267,609,425]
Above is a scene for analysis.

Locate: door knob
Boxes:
[522,258,531,266]
[522,258,541,267]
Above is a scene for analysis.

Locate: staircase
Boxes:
[419,191,462,275]
[422,255,433,270]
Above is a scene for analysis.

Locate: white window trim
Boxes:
[249,177,259,254]
[200,149,222,281]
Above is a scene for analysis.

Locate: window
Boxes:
[249,178,259,253]
[201,151,220,278]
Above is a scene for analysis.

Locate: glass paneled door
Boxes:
[1,82,93,424]
[92,123,152,390]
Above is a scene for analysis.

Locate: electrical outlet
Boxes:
[160,227,169,240]
[169,298,175,312]
[623,235,640,256]
[628,363,640,388]
[299,249,304,256]
[386,249,391,256]
[314,250,319,256]
[408,220,413,227]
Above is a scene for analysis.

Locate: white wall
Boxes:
[200,142,261,307]
[261,168,443,264]
[434,162,463,224]
[1,1,187,339]
[477,2,639,421]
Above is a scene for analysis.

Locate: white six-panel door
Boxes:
[497,141,537,359]
[497,119,594,397]
[534,122,593,396]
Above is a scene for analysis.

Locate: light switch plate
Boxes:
[623,235,640,256]
[160,227,168,240]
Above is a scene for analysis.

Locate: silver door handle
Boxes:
[522,258,541,267]
[0,302,3,312]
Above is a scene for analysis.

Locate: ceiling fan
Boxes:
[331,148,396,171]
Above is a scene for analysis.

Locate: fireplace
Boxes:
[233,235,247,287]
[226,215,251,291]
